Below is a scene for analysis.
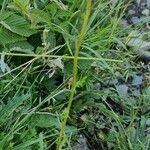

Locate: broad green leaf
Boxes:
[0,28,26,45]
[31,9,51,26]
[0,11,13,21]
[7,41,34,54]
[0,94,31,124]
[30,113,77,135]
[30,113,59,128]
[0,1,3,5]
[11,0,30,13]
[0,11,36,36]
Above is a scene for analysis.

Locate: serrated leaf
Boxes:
[0,11,36,37]
[0,28,26,45]
[0,11,13,21]
[30,112,77,136]
[31,9,51,26]
[7,41,34,54]
[30,113,59,128]
[10,0,30,12]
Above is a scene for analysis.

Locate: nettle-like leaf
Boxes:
[7,41,34,54]
[0,28,26,45]
[31,9,52,26]
[30,112,77,135]
[30,112,59,128]
[0,11,36,37]
[8,0,30,14]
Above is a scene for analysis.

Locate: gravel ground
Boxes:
[73,1,150,150]
[124,0,150,61]
[126,0,150,25]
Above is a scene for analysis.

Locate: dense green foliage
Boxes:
[0,0,150,149]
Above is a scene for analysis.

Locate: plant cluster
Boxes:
[0,0,150,150]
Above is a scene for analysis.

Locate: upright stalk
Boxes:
[0,0,7,15]
[56,0,92,149]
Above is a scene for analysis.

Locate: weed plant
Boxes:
[0,0,150,150]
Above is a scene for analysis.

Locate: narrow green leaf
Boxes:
[14,138,40,150]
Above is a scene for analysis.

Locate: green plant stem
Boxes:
[0,0,7,15]
[0,52,123,62]
[56,1,92,149]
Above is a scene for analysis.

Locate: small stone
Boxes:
[111,0,119,6]
[142,9,149,16]
[140,2,146,9]
[128,9,136,15]
[136,0,141,6]
[105,79,118,86]
[132,75,143,86]
[146,23,150,29]
[116,84,128,96]
[147,0,150,9]
[146,119,150,126]
[130,86,141,96]
[93,82,101,90]
[126,36,150,60]
[72,135,89,150]
[131,16,140,24]
[120,19,129,27]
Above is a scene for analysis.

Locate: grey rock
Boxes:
[0,55,11,73]
[146,23,150,29]
[111,0,119,7]
[120,19,129,27]
[72,135,89,150]
[147,0,150,9]
[116,84,128,96]
[140,1,147,9]
[127,36,150,60]
[93,82,101,90]
[128,9,136,15]
[136,0,141,6]
[142,9,149,16]
[132,75,143,86]
[131,87,141,96]
[131,16,140,24]
[105,79,118,86]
